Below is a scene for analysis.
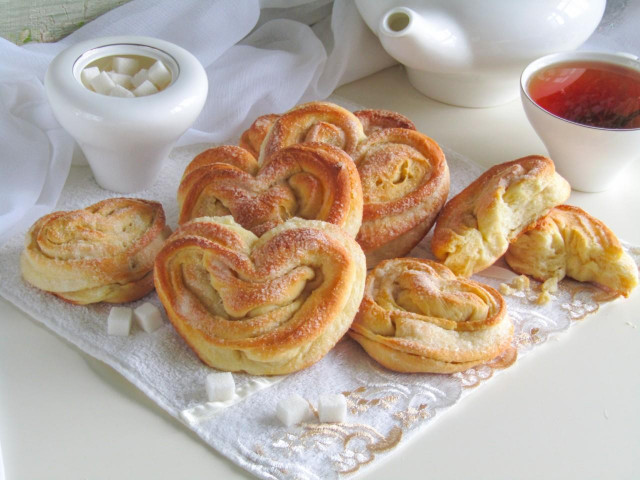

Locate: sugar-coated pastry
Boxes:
[178,143,363,237]
[21,198,170,304]
[353,109,416,135]
[506,205,638,297]
[154,216,366,375]
[355,128,449,267]
[259,101,367,162]
[350,258,513,373]
[432,155,571,277]
[239,113,281,159]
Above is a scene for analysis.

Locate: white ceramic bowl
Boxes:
[45,35,208,193]
[521,51,640,192]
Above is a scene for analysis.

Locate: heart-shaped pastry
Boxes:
[432,155,571,277]
[20,198,170,304]
[354,128,449,267]
[177,143,363,237]
[154,216,366,375]
[506,205,638,297]
[349,257,513,373]
[242,101,449,267]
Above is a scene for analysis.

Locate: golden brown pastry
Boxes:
[178,143,363,237]
[355,128,449,267]
[350,258,513,373]
[506,205,638,297]
[20,198,170,304]
[238,113,280,159]
[154,216,366,375]
[432,155,571,277]
[353,109,416,135]
[259,101,367,162]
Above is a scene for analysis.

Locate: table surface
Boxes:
[1,64,639,480]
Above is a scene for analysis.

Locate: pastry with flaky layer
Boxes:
[506,205,638,297]
[259,101,367,162]
[21,198,170,304]
[238,107,416,160]
[432,155,571,277]
[353,109,416,135]
[154,216,366,375]
[239,113,281,159]
[355,128,449,267]
[177,143,363,237]
[350,258,513,373]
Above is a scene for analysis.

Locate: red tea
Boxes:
[528,60,640,129]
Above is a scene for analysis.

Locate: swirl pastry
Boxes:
[178,143,363,237]
[20,198,170,304]
[239,113,280,159]
[506,205,638,297]
[350,258,513,373]
[259,101,367,162]
[355,128,449,267]
[353,109,416,135]
[154,216,366,375]
[432,155,571,277]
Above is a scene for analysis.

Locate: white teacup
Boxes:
[521,51,640,192]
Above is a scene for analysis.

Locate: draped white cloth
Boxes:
[0,0,395,244]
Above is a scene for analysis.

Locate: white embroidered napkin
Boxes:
[1,132,637,479]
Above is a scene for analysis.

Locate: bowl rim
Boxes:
[520,50,640,132]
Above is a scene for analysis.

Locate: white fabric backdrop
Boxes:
[0,0,395,244]
[0,0,638,245]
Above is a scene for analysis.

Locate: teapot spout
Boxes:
[378,7,472,73]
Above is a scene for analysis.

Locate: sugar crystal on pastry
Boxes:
[432,155,571,277]
[107,306,133,336]
[506,205,638,297]
[206,372,235,402]
[134,302,164,333]
[276,394,313,426]
[177,143,363,238]
[350,257,513,374]
[318,394,347,423]
[20,198,170,305]
[153,216,366,375]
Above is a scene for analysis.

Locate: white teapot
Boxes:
[355,0,605,107]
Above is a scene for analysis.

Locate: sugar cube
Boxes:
[147,60,171,89]
[81,66,100,89]
[276,394,313,427]
[131,68,149,88]
[109,84,135,98]
[133,302,163,332]
[132,79,159,97]
[318,394,347,423]
[107,71,133,90]
[107,306,133,336]
[112,56,140,76]
[89,71,116,95]
[206,372,235,402]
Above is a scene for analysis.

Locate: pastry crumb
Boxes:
[499,275,531,296]
[536,276,560,305]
